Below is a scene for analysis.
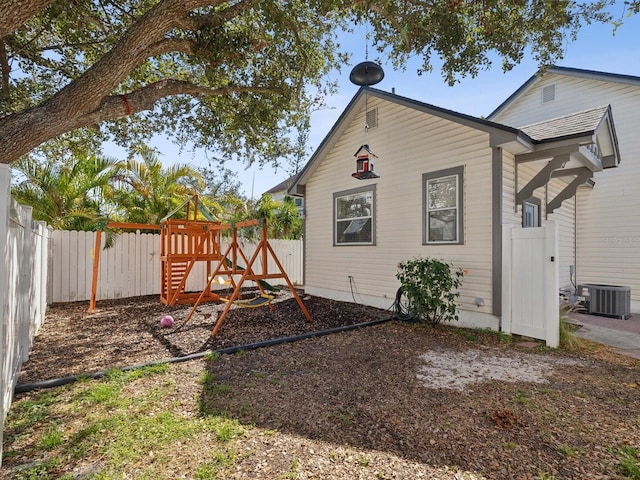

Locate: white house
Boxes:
[265,175,304,216]
[289,68,626,343]
[489,66,640,314]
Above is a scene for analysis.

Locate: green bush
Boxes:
[396,256,463,325]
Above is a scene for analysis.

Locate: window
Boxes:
[423,166,463,244]
[522,197,541,228]
[334,185,375,245]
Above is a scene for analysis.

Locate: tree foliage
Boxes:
[10,152,122,230]
[110,145,203,225]
[0,0,624,166]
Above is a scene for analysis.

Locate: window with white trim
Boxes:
[334,185,375,245]
[423,166,464,244]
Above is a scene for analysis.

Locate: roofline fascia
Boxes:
[547,66,640,87]
[287,88,365,196]
[487,71,540,120]
[599,105,622,165]
[371,87,522,136]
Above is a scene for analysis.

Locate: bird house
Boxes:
[352,144,380,180]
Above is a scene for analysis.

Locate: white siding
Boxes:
[501,151,576,291]
[493,73,640,307]
[304,97,496,321]
[502,150,519,225]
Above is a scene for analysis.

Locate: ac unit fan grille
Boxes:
[578,284,631,319]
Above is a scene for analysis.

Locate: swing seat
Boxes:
[221,293,274,308]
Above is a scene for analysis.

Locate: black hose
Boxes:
[14,316,393,394]
[392,287,418,322]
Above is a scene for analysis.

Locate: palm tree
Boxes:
[274,196,303,239]
[112,145,204,225]
[249,193,303,239]
[11,153,123,230]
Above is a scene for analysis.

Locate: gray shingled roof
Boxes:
[266,175,295,194]
[519,106,609,142]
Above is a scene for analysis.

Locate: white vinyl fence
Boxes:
[48,230,304,304]
[1,164,50,466]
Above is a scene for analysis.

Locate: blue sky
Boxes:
[112,7,640,198]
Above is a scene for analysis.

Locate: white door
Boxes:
[502,222,559,347]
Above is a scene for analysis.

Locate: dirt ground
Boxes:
[11,289,640,479]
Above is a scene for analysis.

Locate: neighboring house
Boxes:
[266,175,304,216]
[288,72,624,338]
[489,67,640,314]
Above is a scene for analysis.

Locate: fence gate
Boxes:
[502,222,559,347]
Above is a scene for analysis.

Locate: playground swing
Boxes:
[178,217,312,337]
[220,292,274,308]
[212,263,275,308]
[89,196,310,338]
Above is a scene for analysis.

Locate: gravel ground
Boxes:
[8,290,640,479]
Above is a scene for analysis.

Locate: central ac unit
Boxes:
[577,284,631,319]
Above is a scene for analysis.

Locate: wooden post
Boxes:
[88,230,102,313]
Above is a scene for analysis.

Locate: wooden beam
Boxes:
[105,222,161,230]
[550,167,591,178]
[516,155,569,205]
[547,168,593,213]
[515,145,578,163]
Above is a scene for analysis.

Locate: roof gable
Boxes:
[488,66,640,120]
[517,104,621,169]
[289,87,525,195]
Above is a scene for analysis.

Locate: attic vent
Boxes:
[542,84,556,103]
[366,107,378,129]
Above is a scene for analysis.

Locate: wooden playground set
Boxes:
[88,196,311,337]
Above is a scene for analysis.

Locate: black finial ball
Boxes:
[349,61,385,86]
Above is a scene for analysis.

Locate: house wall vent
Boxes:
[366,107,378,129]
[542,84,556,103]
[577,284,631,319]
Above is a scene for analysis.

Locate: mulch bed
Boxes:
[12,289,640,479]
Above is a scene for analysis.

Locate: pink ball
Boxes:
[160,315,174,328]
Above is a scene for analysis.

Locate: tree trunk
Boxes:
[0,0,53,39]
[0,0,212,165]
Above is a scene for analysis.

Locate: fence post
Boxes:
[33,221,49,332]
[19,204,33,362]
[0,164,11,466]
[39,223,50,330]
[544,221,560,348]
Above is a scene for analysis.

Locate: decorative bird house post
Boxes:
[349,35,384,180]
[352,144,379,179]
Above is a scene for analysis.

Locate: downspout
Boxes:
[492,147,503,328]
